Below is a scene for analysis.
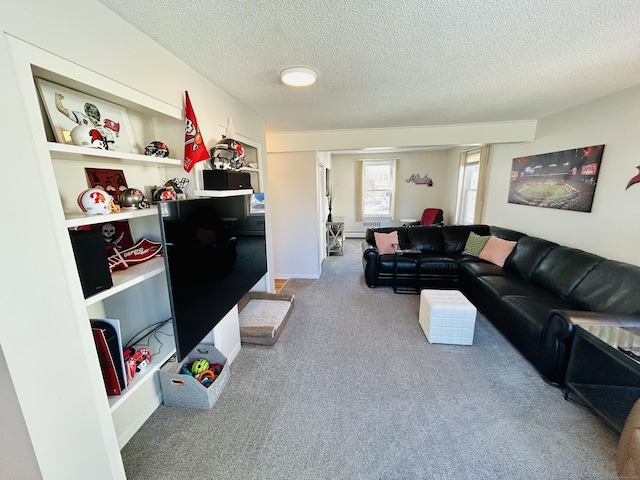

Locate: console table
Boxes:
[326,218,344,256]
[565,324,640,433]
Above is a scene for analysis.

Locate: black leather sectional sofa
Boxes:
[362,224,640,385]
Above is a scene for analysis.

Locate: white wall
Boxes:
[484,85,640,266]
[268,151,321,278]
[0,347,42,480]
[1,0,268,478]
[330,150,454,234]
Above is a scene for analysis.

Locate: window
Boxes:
[456,146,489,224]
[361,159,397,217]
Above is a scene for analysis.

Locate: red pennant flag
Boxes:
[183,91,210,172]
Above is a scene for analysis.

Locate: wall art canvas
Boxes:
[36,78,137,153]
[508,145,605,212]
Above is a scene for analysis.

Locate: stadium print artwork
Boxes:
[508,145,605,212]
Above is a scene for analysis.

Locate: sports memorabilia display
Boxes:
[118,188,145,209]
[210,137,245,171]
[85,167,129,205]
[144,141,170,158]
[77,188,119,215]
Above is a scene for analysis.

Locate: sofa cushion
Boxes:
[490,226,526,242]
[568,260,640,315]
[408,226,444,253]
[530,246,604,300]
[501,295,575,345]
[476,275,558,299]
[419,255,458,276]
[479,236,517,267]
[507,236,557,278]
[458,260,510,277]
[374,231,398,255]
[462,232,491,256]
[442,225,491,254]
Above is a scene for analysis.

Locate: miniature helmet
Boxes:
[210,138,245,170]
[119,188,145,209]
[153,186,176,202]
[78,188,117,215]
[164,177,190,194]
[70,125,108,150]
[144,141,170,158]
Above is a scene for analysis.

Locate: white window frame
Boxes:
[361,159,397,220]
[455,146,489,225]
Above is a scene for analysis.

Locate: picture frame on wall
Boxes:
[35,78,137,154]
[508,145,605,212]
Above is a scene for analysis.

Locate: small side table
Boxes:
[326,219,344,256]
[392,243,421,294]
[565,324,640,433]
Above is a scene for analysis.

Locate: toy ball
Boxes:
[191,358,210,375]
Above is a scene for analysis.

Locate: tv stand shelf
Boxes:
[108,320,175,412]
[85,256,165,306]
[65,206,159,228]
[194,189,253,197]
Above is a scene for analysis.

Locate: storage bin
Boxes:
[159,344,230,408]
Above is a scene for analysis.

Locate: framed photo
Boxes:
[35,78,137,154]
[508,145,605,212]
[85,168,129,204]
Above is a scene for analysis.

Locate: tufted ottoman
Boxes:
[419,289,477,345]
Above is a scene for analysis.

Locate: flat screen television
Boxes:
[158,195,267,360]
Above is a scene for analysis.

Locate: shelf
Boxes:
[109,321,176,412]
[194,189,253,197]
[48,142,182,166]
[85,256,165,306]
[66,205,159,228]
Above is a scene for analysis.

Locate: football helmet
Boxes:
[119,188,145,209]
[210,138,245,170]
[144,141,170,158]
[152,186,176,202]
[70,125,108,150]
[78,188,118,215]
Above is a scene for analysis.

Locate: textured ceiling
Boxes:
[98,0,640,133]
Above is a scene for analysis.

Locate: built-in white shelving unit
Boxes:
[16,43,186,450]
[48,142,182,166]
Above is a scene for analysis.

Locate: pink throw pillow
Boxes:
[479,236,517,267]
[374,231,399,255]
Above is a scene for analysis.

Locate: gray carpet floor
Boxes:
[122,239,620,479]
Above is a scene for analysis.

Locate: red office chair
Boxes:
[420,208,444,225]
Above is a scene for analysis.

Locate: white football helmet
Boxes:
[70,125,108,150]
[78,188,117,215]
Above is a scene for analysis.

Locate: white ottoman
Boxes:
[419,289,477,345]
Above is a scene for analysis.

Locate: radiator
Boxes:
[362,221,381,228]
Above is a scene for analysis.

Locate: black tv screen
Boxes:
[158,196,267,360]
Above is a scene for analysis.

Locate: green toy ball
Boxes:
[191,358,210,375]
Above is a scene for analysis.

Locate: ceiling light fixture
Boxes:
[280,67,317,87]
